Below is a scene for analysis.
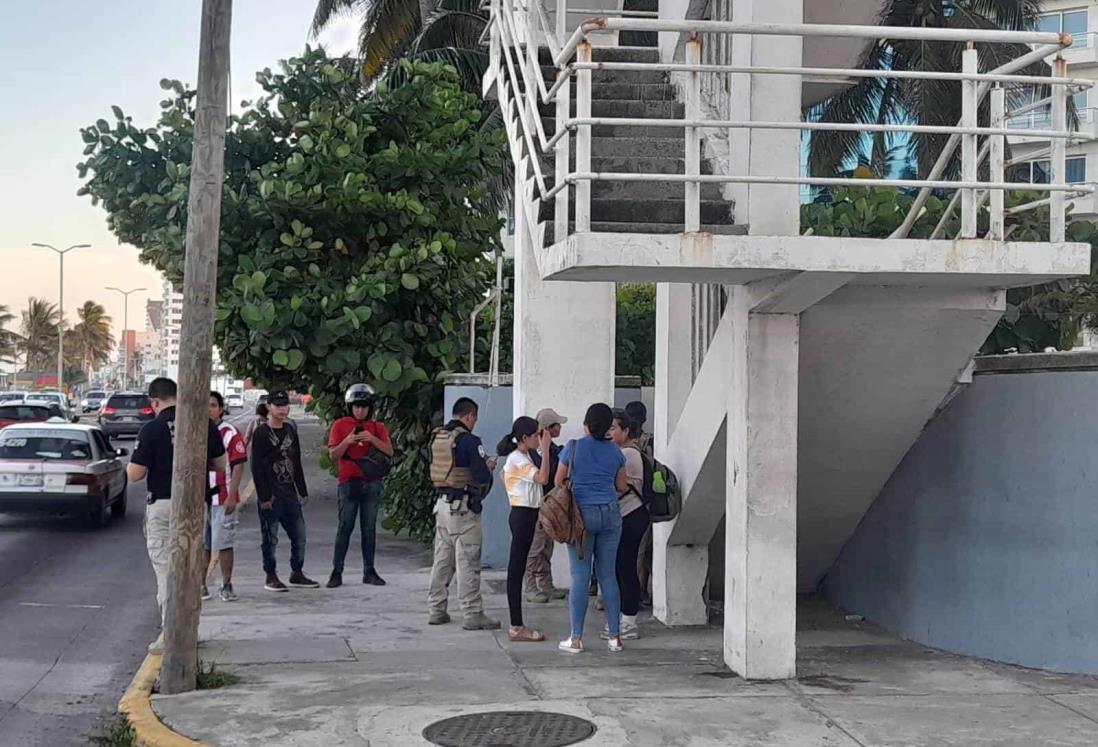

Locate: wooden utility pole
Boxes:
[161,0,233,694]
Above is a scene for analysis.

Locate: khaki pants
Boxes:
[523,520,554,592]
[427,497,484,619]
[143,499,173,625]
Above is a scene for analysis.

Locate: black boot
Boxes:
[363,570,386,586]
[326,571,343,588]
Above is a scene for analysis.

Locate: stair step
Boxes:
[541,66,667,86]
[544,83,675,102]
[590,156,712,174]
[586,137,685,157]
[538,46,659,64]
[541,118,682,139]
[592,179,725,200]
[541,197,734,224]
[540,99,685,119]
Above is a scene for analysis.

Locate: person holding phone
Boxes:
[327,383,394,588]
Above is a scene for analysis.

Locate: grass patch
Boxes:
[87,714,136,747]
[196,660,241,690]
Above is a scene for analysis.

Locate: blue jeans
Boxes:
[567,503,623,638]
[259,496,306,575]
[332,479,383,575]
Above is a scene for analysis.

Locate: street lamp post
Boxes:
[106,287,146,390]
[32,243,90,391]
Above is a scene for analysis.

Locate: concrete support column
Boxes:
[724,287,799,679]
[653,282,708,625]
[512,163,616,587]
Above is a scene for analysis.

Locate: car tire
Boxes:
[110,480,128,518]
[88,501,110,528]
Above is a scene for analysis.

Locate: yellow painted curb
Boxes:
[118,652,211,747]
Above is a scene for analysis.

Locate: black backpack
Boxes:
[628,447,680,523]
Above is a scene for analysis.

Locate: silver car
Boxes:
[0,423,128,526]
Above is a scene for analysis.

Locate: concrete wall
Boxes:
[444,376,652,568]
[825,353,1098,674]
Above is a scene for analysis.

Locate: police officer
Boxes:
[127,377,226,652]
[426,397,500,630]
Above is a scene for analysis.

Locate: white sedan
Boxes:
[0,423,128,526]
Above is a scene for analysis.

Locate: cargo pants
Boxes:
[426,496,485,621]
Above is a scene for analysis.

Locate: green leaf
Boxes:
[290,295,302,310]
[286,349,305,371]
[401,274,420,290]
[280,233,295,247]
[251,270,267,289]
[381,358,403,382]
[111,105,124,121]
[354,306,373,322]
[273,350,289,367]
[335,143,352,159]
[367,354,386,379]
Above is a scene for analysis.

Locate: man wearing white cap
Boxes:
[523,408,569,602]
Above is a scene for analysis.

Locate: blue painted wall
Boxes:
[825,369,1098,674]
[443,383,645,568]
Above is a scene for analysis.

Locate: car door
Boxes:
[91,430,122,498]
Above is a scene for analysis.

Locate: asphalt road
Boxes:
[0,426,157,746]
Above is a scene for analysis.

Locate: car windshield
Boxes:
[0,405,52,421]
[87,391,106,398]
[27,394,63,405]
[0,431,92,460]
[0,393,25,402]
[109,396,149,409]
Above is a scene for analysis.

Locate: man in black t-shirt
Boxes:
[127,378,226,650]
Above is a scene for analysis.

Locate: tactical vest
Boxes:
[430,424,473,490]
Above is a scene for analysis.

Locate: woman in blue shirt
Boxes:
[555,403,629,654]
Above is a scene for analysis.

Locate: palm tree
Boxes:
[806,0,1043,178]
[20,298,61,372]
[0,305,19,365]
[69,301,115,380]
[312,0,488,92]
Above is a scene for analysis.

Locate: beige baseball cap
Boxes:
[536,408,568,428]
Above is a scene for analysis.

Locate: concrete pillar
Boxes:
[512,163,616,588]
[652,282,709,625]
[724,288,799,679]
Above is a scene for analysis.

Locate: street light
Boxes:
[106,286,146,390]
[31,243,90,391]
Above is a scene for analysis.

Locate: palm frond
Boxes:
[360,0,421,81]
[311,0,368,36]
[385,46,489,91]
[413,10,488,54]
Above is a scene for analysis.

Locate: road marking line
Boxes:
[18,602,104,609]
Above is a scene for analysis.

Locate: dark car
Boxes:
[98,393,155,439]
[0,403,63,430]
[0,423,128,526]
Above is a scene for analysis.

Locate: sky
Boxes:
[0,1,357,341]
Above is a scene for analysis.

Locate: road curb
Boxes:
[118,652,211,747]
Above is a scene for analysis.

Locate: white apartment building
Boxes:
[1009,2,1097,216]
[160,278,183,381]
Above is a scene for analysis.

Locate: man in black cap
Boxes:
[251,390,319,591]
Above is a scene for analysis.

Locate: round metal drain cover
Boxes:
[422,710,597,747]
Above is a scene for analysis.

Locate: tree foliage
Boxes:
[69,301,115,379]
[77,48,506,539]
[801,186,1098,353]
[0,305,18,366]
[20,298,61,372]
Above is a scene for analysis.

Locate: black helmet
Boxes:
[344,383,376,409]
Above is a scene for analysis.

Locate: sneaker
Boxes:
[201,584,211,601]
[362,571,387,586]
[219,583,238,602]
[608,636,624,653]
[640,595,653,609]
[547,586,568,600]
[288,571,320,588]
[265,573,289,592]
[525,590,550,604]
[558,637,583,654]
[428,611,451,625]
[462,613,502,631]
[601,621,641,640]
[326,572,343,589]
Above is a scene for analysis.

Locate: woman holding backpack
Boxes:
[498,416,553,642]
[556,403,629,654]
[608,409,649,641]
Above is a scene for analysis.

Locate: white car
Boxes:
[226,393,244,410]
[25,392,79,423]
[0,391,28,403]
[0,423,128,526]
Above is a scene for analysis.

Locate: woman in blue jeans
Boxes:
[555,403,629,654]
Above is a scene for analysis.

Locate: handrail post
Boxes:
[960,46,978,238]
[684,34,701,232]
[556,0,566,44]
[555,72,571,243]
[1051,56,1068,242]
[575,41,592,232]
[989,86,1006,240]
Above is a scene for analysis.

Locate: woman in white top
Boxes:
[497,416,552,642]
[608,408,650,640]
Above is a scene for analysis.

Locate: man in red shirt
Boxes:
[327,384,394,588]
[205,391,248,602]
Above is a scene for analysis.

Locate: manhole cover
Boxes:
[423,710,597,747]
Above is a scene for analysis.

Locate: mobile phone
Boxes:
[354,425,364,434]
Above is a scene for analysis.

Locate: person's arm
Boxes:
[291,425,308,498]
[532,431,552,486]
[328,420,359,461]
[224,462,245,513]
[250,426,273,506]
[615,466,629,495]
[554,441,572,486]
[127,463,148,482]
[364,422,394,457]
[462,434,493,486]
[127,424,154,482]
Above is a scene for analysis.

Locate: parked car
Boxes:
[24,392,78,423]
[0,391,28,404]
[80,390,109,413]
[0,403,64,430]
[98,392,155,439]
[0,423,128,525]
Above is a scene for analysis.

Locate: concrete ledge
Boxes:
[118,652,209,747]
[445,373,644,387]
[974,351,1098,374]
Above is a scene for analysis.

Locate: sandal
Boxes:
[508,626,546,642]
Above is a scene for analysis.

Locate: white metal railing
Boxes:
[488,3,1096,254]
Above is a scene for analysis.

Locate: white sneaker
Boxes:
[620,620,640,640]
[607,636,624,653]
[558,637,583,654]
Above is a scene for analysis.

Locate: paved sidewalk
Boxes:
[151,423,1098,746]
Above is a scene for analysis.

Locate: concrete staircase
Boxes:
[535,46,743,239]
